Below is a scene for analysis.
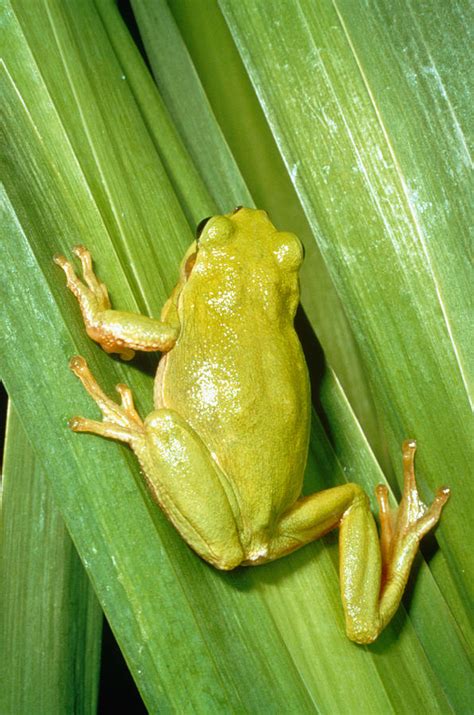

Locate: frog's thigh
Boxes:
[136,409,244,570]
[265,484,367,559]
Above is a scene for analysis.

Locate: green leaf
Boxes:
[95,0,215,226]
[1,406,102,714]
[220,0,472,609]
[129,0,252,211]
[137,0,387,468]
[2,0,472,711]
[1,3,318,709]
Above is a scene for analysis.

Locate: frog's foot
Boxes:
[375,439,450,589]
[68,355,144,444]
[55,247,136,359]
[55,247,178,360]
[55,246,138,360]
[54,246,111,312]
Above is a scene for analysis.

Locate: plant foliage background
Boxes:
[1,0,472,712]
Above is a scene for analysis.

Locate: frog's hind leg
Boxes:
[54,246,178,360]
[68,356,244,570]
[137,410,245,570]
[253,442,449,644]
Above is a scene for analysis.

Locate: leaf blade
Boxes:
[1,406,103,715]
[3,0,472,711]
[220,0,473,609]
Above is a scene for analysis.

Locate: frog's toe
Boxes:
[397,440,450,539]
[68,415,100,432]
[68,355,144,434]
[67,413,139,444]
[72,244,89,258]
[53,253,68,268]
[376,441,450,586]
[69,354,88,374]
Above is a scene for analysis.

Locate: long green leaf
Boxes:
[95,0,214,226]
[133,2,474,706]
[2,0,472,711]
[220,0,473,610]
[135,0,387,469]
[1,2,313,710]
[129,0,252,212]
[1,406,102,714]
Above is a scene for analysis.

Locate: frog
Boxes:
[54,206,449,643]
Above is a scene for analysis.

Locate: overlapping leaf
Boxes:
[2,0,472,712]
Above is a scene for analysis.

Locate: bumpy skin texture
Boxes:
[55,207,449,643]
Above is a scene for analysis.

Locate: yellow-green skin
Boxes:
[55,207,449,644]
[156,209,309,559]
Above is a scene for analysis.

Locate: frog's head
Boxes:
[196,207,303,268]
[183,207,304,318]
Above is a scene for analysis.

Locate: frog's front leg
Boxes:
[55,246,178,360]
[68,356,244,570]
[254,443,449,644]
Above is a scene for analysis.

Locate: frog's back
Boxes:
[155,220,310,549]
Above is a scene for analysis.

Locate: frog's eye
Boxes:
[198,216,234,245]
[184,251,197,277]
[196,216,212,240]
[273,232,304,271]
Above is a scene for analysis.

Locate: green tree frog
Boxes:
[55,207,449,643]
